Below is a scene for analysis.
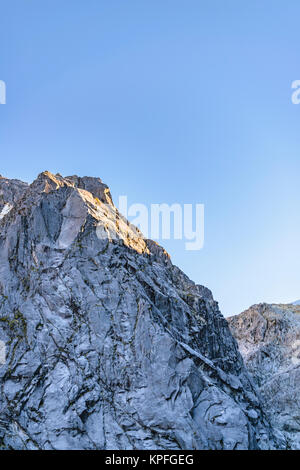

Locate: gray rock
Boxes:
[228,303,300,449]
[0,175,28,219]
[0,171,279,450]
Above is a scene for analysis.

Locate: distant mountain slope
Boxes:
[228,303,300,449]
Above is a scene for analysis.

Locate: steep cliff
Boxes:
[228,303,300,449]
[0,171,279,450]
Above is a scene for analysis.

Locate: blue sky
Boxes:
[1,0,300,316]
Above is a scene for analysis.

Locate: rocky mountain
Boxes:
[228,303,300,450]
[0,171,281,450]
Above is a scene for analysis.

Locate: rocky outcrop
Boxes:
[0,171,279,450]
[228,303,300,449]
[0,175,28,219]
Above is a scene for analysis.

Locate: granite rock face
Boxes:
[0,175,28,219]
[228,303,300,450]
[0,171,279,450]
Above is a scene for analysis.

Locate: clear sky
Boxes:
[1,0,300,316]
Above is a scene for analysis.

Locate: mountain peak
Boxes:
[32,171,113,205]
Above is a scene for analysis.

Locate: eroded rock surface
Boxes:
[228,303,300,449]
[0,171,279,450]
[0,175,28,219]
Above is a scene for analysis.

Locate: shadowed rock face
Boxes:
[228,303,300,450]
[0,171,279,450]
